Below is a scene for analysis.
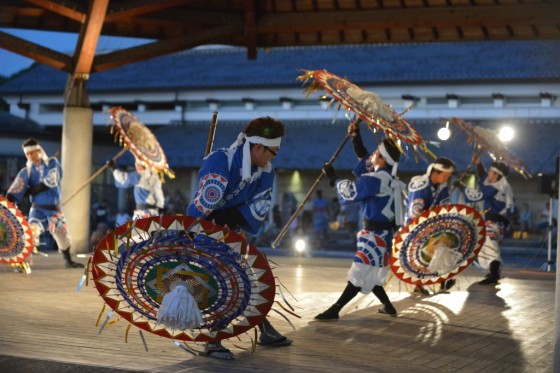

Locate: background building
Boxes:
[1,42,559,240]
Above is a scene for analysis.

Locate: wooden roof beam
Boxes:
[104,0,194,22]
[92,24,243,72]
[23,0,86,22]
[256,4,560,32]
[245,0,257,60]
[72,0,108,75]
[0,30,72,70]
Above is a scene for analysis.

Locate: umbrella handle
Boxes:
[62,148,128,207]
[271,133,351,249]
[205,112,219,156]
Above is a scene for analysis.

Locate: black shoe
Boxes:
[440,279,456,292]
[65,261,85,269]
[314,305,340,321]
[378,303,397,317]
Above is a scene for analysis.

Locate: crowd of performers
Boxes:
[2,113,516,360]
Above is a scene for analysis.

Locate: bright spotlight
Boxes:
[437,122,451,141]
[294,238,306,253]
[498,126,514,142]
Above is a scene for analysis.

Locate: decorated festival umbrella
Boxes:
[272,69,430,248]
[449,117,532,179]
[391,204,486,286]
[89,215,276,346]
[108,106,175,180]
[297,69,430,149]
[63,107,174,206]
[0,196,34,272]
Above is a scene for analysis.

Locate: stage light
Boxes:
[498,126,514,142]
[437,121,451,141]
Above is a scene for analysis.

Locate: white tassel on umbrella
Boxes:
[157,280,203,330]
[427,243,463,274]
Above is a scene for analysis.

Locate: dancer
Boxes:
[186,116,291,359]
[459,155,513,285]
[6,138,84,268]
[406,157,456,294]
[109,159,164,219]
[315,122,403,321]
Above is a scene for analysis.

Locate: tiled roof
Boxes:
[153,118,559,175]
[1,41,560,93]
[0,111,45,134]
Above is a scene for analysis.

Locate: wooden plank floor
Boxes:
[0,253,555,372]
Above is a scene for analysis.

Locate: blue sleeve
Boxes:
[463,184,498,203]
[113,169,141,189]
[335,172,383,203]
[238,170,274,235]
[6,168,29,204]
[353,158,368,177]
[186,151,230,218]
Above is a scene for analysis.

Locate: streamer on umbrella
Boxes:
[0,195,34,269]
[391,204,486,286]
[90,215,276,343]
[449,117,532,179]
[297,69,434,157]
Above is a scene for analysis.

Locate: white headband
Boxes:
[23,145,41,153]
[230,133,282,180]
[431,162,455,173]
[378,142,395,166]
[245,135,281,147]
[378,142,399,176]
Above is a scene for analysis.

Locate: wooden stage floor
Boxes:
[0,253,555,372]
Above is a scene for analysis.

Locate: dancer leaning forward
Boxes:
[315,122,405,321]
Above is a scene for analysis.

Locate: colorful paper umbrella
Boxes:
[391,204,486,286]
[109,106,175,179]
[0,195,34,265]
[298,69,424,146]
[91,215,275,342]
[449,117,532,178]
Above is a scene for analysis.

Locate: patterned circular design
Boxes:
[391,204,486,285]
[303,70,423,145]
[108,107,173,176]
[449,117,532,178]
[0,196,34,265]
[91,215,275,342]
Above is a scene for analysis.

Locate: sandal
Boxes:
[204,342,235,360]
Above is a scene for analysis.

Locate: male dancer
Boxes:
[187,116,291,359]
[315,122,404,321]
[6,138,83,268]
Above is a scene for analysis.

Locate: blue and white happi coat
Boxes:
[186,145,274,236]
[113,168,164,219]
[7,157,70,251]
[406,173,450,223]
[334,159,401,293]
[462,166,514,269]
